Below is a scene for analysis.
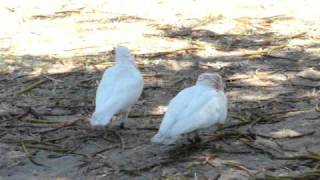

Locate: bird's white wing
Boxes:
[166,87,226,137]
[96,65,143,111]
[107,67,144,111]
[95,66,120,112]
[92,64,143,126]
[158,86,198,134]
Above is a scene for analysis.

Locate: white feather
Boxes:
[90,46,144,127]
[151,74,227,144]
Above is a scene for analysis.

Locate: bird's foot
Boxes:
[117,110,130,130]
[187,132,202,144]
[216,123,224,130]
[119,122,126,129]
[193,135,202,143]
[187,137,202,144]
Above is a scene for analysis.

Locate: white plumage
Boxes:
[151,73,228,144]
[90,46,144,128]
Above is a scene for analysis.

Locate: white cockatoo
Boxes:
[90,46,144,128]
[151,73,228,144]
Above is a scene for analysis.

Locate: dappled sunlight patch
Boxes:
[45,63,78,74]
[288,39,318,47]
[130,105,167,118]
[132,37,191,55]
[238,78,277,87]
[227,90,282,101]
[153,105,168,114]
[228,71,288,87]
[284,108,315,118]
[200,61,232,71]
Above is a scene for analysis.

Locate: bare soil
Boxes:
[0,0,320,179]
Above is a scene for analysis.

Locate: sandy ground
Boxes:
[0,0,320,179]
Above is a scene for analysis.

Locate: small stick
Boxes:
[222,161,253,175]
[110,130,125,150]
[21,142,46,166]
[38,119,83,134]
[29,108,44,119]
[43,135,70,142]
[42,75,63,82]
[134,127,158,131]
[17,79,48,95]
[1,108,30,122]
[91,146,116,157]
[216,121,250,131]
[128,112,164,118]
[23,119,60,124]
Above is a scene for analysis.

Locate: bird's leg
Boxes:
[193,131,202,143]
[187,131,202,144]
[216,122,224,130]
[119,109,130,129]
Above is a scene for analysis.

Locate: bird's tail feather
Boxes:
[90,103,121,127]
[151,133,177,144]
[90,110,114,128]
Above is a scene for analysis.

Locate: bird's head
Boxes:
[115,46,135,64]
[196,73,225,91]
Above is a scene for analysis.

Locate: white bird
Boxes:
[90,46,144,128]
[151,73,228,144]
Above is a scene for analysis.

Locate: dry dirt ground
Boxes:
[1,0,320,179]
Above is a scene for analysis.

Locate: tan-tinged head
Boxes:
[196,73,225,91]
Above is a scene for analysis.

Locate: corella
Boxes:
[90,46,144,128]
[151,73,228,144]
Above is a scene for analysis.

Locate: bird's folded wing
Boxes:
[158,86,196,134]
[95,66,120,111]
[97,66,143,111]
[165,88,219,136]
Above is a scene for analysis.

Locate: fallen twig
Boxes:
[128,112,164,118]
[110,130,125,150]
[38,119,83,134]
[43,135,70,143]
[21,142,47,166]
[240,45,287,57]
[134,127,159,131]
[223,161,253,176]
[17,79,48,95]
[265,170,320,180]
[240,139,275,158]
[216,121,250,131]
[91,146,117,157]
[29,108,44,119]
[42,75,64,83]
[1,108,30,122]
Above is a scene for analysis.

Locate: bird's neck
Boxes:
[196,83,223,93]
[196,81,213,88]
[116,60,136,68]
[196,81,224,91]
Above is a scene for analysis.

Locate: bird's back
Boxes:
[158,85,227,137]
[95,63,143,113]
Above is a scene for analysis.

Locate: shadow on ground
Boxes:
[1,11,320,180]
